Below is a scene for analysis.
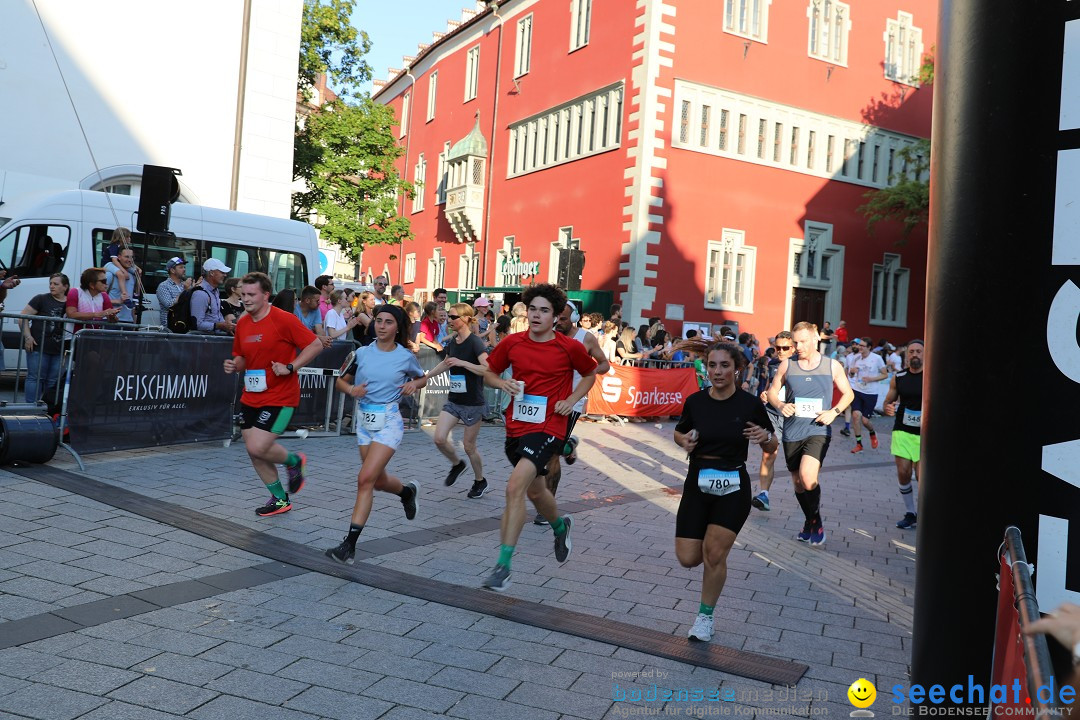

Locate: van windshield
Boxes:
[0,223,71,277]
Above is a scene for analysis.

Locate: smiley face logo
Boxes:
[847,678,877,709]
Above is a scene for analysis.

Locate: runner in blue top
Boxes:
[326,304,426,565]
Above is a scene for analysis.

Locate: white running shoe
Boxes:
[688,613,714,642]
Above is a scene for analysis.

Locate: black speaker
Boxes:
[136,165,181,233]
[556,248,586,291]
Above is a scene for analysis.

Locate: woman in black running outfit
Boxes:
[673,342,777,643]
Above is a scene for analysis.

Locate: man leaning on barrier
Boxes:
[191,259,235,335]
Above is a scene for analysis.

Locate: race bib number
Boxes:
[512,394,547,423]
[794,397,823,419]
[360,403,386,431]
[903,408,922,428]
[449,374,467,393]
[697,469,741,497]
[244,369,267,393]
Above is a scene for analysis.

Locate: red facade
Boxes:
[369,0,935,341]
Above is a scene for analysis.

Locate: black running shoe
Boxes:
[467,478,488,499]
[325,540,355,565]
[401,481,419,520]
[533,512,549,526]
[896,512,917,530]
[554,516,573,563]
[256,496,291,517]
[444,460,467,486]
[482,564,511,591]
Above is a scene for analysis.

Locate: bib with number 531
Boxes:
[794,397,823,419]
[244,369,268,393]
[512,394,547,423]
[697,468,741,497]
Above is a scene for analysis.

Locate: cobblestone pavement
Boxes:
[0,416,915,719]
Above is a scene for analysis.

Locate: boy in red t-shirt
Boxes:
[480,284,598,591]
[224,272,325,517]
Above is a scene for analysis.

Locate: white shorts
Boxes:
[356,402,405,450]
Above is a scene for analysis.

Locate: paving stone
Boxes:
[447,693,561,720]
[428,665,521,700]
[269,635,368,666]
[377,707,451,720]
[365,676,464,713]
[414,642,501,672]
[198,642,301,674]
[36,658,141,694]
[0,675,30,697]
[61,639,160,669]
[282,686,394,720]
[106,674,219,714]
[0,683,108,720]
[188,694,320,720]
[506,680,614,717]
[133,652,235,685]
[127,625,225,656]
[0,577,83,603]
[404,622,494,650]
[51,595,160,627]
[488,656,582,690]
[348,649,443,682]
[189,618,291,648]
[12,560,102,586]
[75,699,186,719]
[206,667,309,705]
[340,628,431,657]
[480,636,564,664]
[70,540,146,561]
[0,594,59,622]
[277,658,381,693]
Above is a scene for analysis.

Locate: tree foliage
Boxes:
[293,98,413,258]
[293,0,412,259]
[298,0,371,102]
[858,138,930,240]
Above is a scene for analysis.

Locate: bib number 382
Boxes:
[512,394,547,423]
[697,469,741,497]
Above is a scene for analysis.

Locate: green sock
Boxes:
[699,602,715,616]
[498,544,515,569]
[285,452,301,468]
[266,480,287,501]
[854,435,863,444]
[550,516,566,535]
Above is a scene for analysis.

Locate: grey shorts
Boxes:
[442,401,485,427]
[767,410,784,441]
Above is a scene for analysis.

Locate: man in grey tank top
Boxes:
[766,321,854,546]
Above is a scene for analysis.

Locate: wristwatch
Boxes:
[832,406,841,414]
[286,363,294,374]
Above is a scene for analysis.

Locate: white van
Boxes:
[0,190,319,353]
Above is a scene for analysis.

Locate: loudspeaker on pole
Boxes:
[136,165,182,234]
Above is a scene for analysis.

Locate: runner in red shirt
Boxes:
[480,284,598,591]
[224,272,325,517]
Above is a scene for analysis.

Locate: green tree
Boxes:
[293,0,412,258]
[858,51,934,241]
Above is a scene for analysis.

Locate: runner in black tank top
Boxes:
[766,322,854,546]
[674,343,777,643]
[882,340,924,530]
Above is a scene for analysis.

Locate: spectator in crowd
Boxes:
[437,305,453,343]
[835,320,849,348]
[588,313,604,339]
[315,275,335,320]
[272,288,297,313]
[101,226,130,266]
[418,301,444,352]
[221,277,244,322]
[609,303,622,325]
[191,259,234,334]
[389,284,406,306]
[820,321,835,355]
[474,298,496,350]
[104,246,140,324]
[578,312,594,334]
[617,326,643,364]
[355,291,377,345]
[634,324,650,354]
[405,300,422,351]
[66,267,120,328]
[508,301,529,334]
[324,289,361,341]
[20,272,70,407]
[601,320,618,363]
[156,257,191,313]
[295,285,326,336]
[372,275,389,304]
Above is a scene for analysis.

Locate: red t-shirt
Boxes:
[233,306,318,407]
[835,327,849,343]
[486,331,597,438]
[420,317,440,343]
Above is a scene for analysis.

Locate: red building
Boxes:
[368,0,934,339]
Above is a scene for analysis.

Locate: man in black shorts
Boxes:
[767,321,853,545]
[752,332,795,511]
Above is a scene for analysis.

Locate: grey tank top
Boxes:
[782,355,835,441]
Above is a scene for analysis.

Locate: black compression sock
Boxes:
[794,490,812,520]
[346,524,363,549]
[806,485,822,519]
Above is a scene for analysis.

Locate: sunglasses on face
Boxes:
[448,314,460,321]
[776,345,794,351]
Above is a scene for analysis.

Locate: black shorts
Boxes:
[505,433,562,475]
[675,462,752,539]
[851,390,877,417]
[239,404,294,434]
[783,435,831,472]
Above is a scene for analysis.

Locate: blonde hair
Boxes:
[450,302,477,326]
[791,321,820,342]
[111,227,131,244]
[619,326,637,348]
[511,302,527,317]
[509,315,529,333]
[329,289,345,306]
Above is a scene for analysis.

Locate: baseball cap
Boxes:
[722,333,737,341]
[473,297,491,307]
[203,258,231,273]
[165,257,186,270]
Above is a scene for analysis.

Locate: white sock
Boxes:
[899,482,916,514]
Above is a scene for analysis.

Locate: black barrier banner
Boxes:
[66,330,235,454]
[292,341,354,426]
[417,345,449,419]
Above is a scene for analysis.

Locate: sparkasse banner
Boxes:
[586,365,699,417]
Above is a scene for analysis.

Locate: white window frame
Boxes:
[570,0,591,51]
[426,71,438,122]
[412,153,426,213]
[404,253,417,283]
[515,14,533,77]
[723,0,771,43]
[869,253,910,327]
[436,141,450,204]
[459,244,480,290]
[507,82,623,178]
[427,247,445,290]
[399,93,410,139]
[784,221,844,330]
[497,236,519,287]
[548,226,580,284]
[807,0,850,66]
[464,45,480,102]
[883,11,924,86]
[704,229,756,313]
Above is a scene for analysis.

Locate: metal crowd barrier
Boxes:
[622,357,695,370]
[991,526,1060,718]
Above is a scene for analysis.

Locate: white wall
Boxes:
[0,0,301,217]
